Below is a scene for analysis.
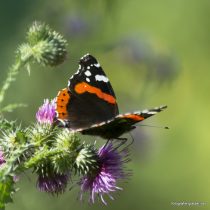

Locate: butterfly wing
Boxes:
[56,54,119,129]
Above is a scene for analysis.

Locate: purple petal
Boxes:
[36,99,56,124]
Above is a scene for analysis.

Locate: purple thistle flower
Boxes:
[79,143,130,205]
[36,99,56,124]
[0,150,6,166]
[37,172,69,195]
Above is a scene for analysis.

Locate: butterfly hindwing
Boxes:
[80,105,167,139]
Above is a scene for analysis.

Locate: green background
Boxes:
[0,0,209,209]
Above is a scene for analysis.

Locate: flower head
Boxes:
[36,161,69,195]
[36,99,56,124]
[37,172,69,195]
[18,21,67,66]
[79,143,130,205]
[28,21,67,66]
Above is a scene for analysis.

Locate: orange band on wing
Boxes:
[56,88,70,119]
[74,82,116,104]
[122,114,144,121]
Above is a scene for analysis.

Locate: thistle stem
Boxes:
[0,55,32,106]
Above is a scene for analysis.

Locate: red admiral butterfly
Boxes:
[55,54,167,139]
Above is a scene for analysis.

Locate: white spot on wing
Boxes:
[95,75,109,83]
[85,70,91,77]
[94,63,100,68]
[86,77,90,82]
[148,111,157,115]
[75,69,80,75]
[68,80,71,87]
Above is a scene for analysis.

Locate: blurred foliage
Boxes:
[0,0,209,209]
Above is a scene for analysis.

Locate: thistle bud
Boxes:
[51,130,80,174]
[74,144,99,175]
[27,123,56,145]
[19,21,67,67]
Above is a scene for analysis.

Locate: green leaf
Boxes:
[0,103,27,113]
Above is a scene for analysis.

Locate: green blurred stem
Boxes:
[0,55,32,106]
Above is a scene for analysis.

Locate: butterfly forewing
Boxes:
[57,54,119,129]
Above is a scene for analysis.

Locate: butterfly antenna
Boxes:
[137,124,169,129]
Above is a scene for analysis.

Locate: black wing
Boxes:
[64,54,119,129]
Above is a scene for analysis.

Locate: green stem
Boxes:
[0,55,32,106]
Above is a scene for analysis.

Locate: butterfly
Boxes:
[55,54,167,140]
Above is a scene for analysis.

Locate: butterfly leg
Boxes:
[115,134,135,151]
[122,133,135,150]
[104,139,111,148]
[114,137,128,150]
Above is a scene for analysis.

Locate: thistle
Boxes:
[0,21,67,112]
[79,143,130,205]
[0,21,133,210]
[18,21,67,67]
[74,144,99,175]
[36,161,69,195]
